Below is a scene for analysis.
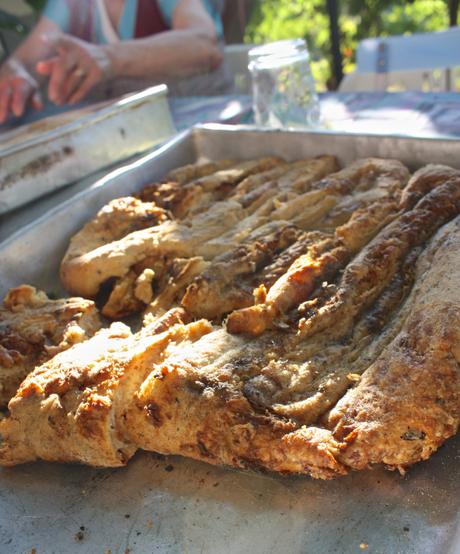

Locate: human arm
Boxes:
[108,0,222,80]
[0,16,60,122]
[36,0,223,106]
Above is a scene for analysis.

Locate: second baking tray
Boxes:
[0,125,459,554]
[0,84,176,214]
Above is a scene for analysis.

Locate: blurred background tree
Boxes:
[245,0,457,89]
[0,0,458,86]
[0,0,45,57]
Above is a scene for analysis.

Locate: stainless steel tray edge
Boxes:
[193,123,460,169]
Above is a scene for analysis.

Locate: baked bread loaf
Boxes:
[0,285,101,408]
[0,160,458,479]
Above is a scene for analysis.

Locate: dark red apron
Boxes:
[135,0,169,37]
[66,0,169,42]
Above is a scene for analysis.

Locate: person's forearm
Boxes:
[105,29,222,81]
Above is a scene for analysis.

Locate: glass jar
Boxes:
[248,39,320,129]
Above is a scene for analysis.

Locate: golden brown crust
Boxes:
[298,178,460,341]
[400,164,460,209]
[122,213,460,477]
[1,159,459,481]
[62,197,168,269]
[0,320,212,466]
[181,223,302,320]
[164,159,236,185]
[225,157,410,338]
[0,285,101,408]
[60,156,339,316]
[328,218,460,472]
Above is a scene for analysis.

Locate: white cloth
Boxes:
[95,0,120,44]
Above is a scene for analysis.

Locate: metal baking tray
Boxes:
[0,84,176,215]
[0,125,459,554]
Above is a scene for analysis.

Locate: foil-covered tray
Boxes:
[0,125,459,554]
[0,84,176,214]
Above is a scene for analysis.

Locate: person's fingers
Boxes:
[11,79,31,117]
[68,72,96,104]
[60,66,87,104]
[31,90,44,111]
[0,85,12,123]
[47,53,78,104]
[36,58,57,76]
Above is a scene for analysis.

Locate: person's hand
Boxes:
[36,34,113,106]
[0,59,43,124]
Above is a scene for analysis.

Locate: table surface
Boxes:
[1,90,460,245]
[170,91,460,138]
[320,91,460,137]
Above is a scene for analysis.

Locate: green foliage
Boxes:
[246,0,333,88]
[382,1,448,35]
[0,1,44,38]
[25,0,47,12]
[0,9,28,35]
[245,0,452,89]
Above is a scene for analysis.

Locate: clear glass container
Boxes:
[248,39,320,128]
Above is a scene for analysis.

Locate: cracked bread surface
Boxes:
[0,161,458,479]
[0,285,101,409]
